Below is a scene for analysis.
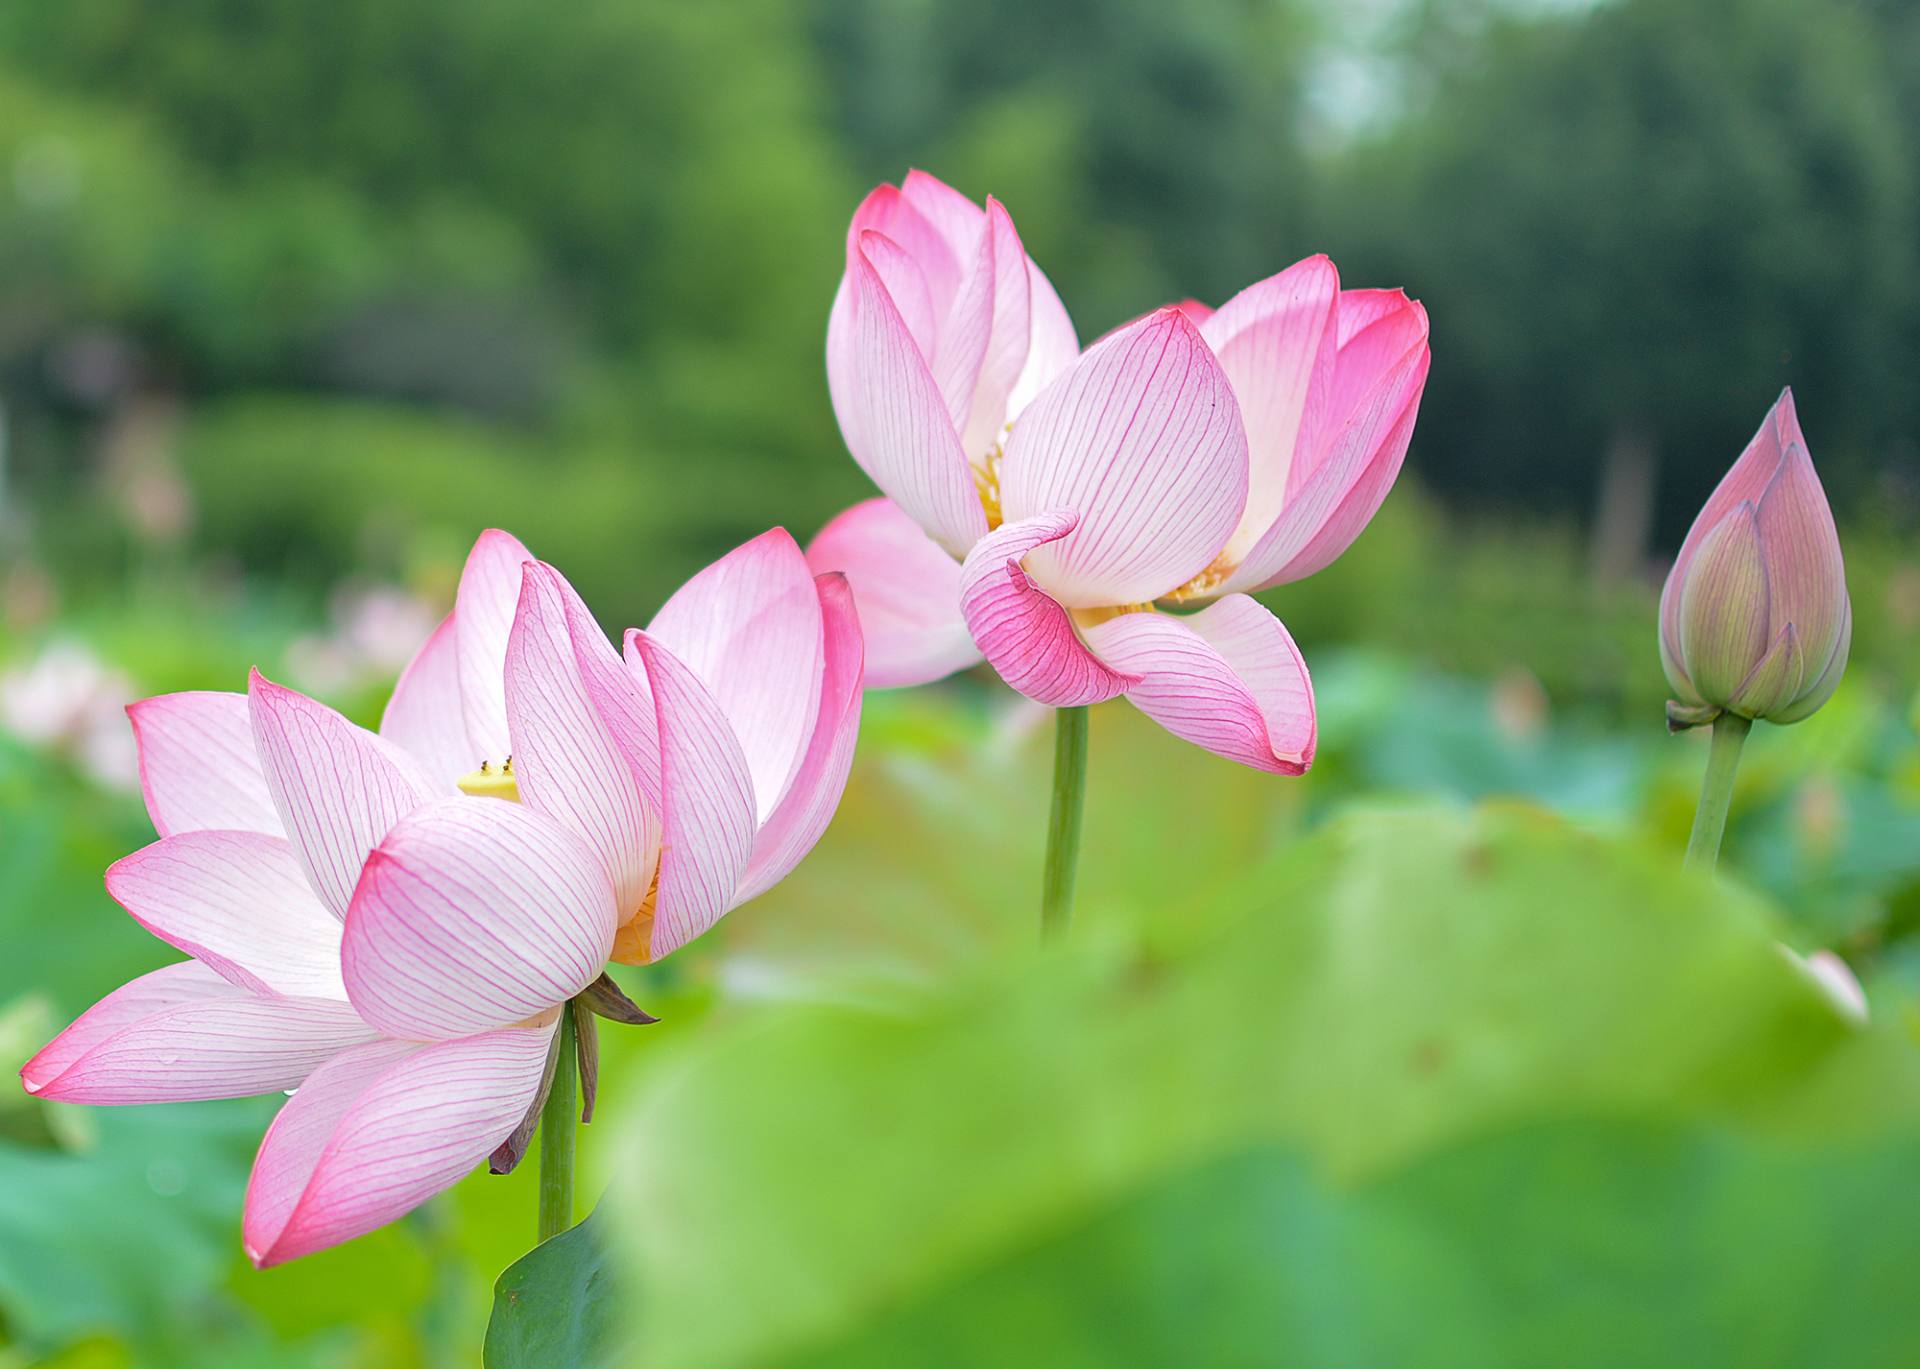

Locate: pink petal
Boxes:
[1007,258,1081,419]
[454,529,535,765]
[507,563,660,922]
[244,1027,553,1267]
[379,612,470,792]
[1335,287,1412,345]
[1663,390,1800,666]
[22,961,240,1092]
[1082,596,1315,773]
[1200,255,1341,562]
[1222,341,1428,593]
[127,691,282,839]
[1754,423,1847,659]
[857,230,939,356]
[900,169,986,277]
[649,530,825,821]
[106,831,346,999]
[1678,502,1772,704]
[342,796,616,1040]
[943,198,1035,460]
[1308,294,1430,491]
[735,572,865,904]
[23,984,376,1104]
[805,497,980,688]
[249,670,436,923]
[958,513,1138,706]
[1172,299,1215,326]
[999,307,1249,607]
[625,633,757,959]
[842,240,990,558]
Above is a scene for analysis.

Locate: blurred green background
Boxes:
[5,0,1920,1365]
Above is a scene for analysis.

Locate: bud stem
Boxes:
[1685,712,1752,871]
[1041,705,1089,941]
[536,1005,577,1242]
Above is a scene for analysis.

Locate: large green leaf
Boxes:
[607,804,1920,1367]
[484,1206,625,1369]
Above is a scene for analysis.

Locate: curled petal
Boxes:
[454,529,535,765]
[244,1027,553,1267]
[380,612,469,792]
[508,563,660,921]
[806,498,979,688]
[128,691,282,839]
[1000,308,1248,607]
[1223,341,1428,593]
[107,831,345,999]
[1200,255,1340,561]
[649,529,824,822]
[23,987,376,1104]
[1082,596,1315,773]
[958,513,1137,707]
[342,797,616,1040]
[248,670,435,922]
[736,573,865,904]
[625,633,758,960]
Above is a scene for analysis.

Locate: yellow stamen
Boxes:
[457,756,520,802]
[610,866,660,965]
[1162,551,1236,604]
[973,444,1005,531]
[1070,603,1153,629]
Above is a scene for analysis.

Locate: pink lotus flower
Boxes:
[1660,389,1850,730]
[809,187,1429,773]
[22,528,863,1264]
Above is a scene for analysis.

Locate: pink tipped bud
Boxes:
[1659,390,1849,730]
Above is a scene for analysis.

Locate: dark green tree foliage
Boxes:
[1320,0,1916,532]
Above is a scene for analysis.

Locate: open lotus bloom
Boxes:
[809,187,1428,773]
[22,527,862,1264]
[1660,389,1850,730]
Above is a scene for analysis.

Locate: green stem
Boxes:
[536,1006,577,1243]
[1041,705,1090,942]
[1685,712,1752,871]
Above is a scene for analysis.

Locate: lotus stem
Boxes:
[1041,705,1090,941]
[1685,711,1751,871]
[536,1005,577,1242]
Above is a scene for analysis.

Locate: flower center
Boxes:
[457,757,520,802]
[1069,603,1152,628]
[1161,551,1236,604]
[973,444,1005,532]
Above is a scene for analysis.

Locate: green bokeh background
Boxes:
[5,0,1920,1364]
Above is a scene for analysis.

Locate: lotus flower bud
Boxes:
[1660,389,1849,731]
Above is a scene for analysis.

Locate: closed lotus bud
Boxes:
[1660,389,1850,731]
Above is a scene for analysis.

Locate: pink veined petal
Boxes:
[649,530,824,820]
[855,180,968,311]
[1172,299,1215,326]
[900,169,987,279]
[1082,595,1315,774]
[507,563,659,921]
[1007,258,1081,419]
[127,691,282,839]
[938,198,1036,461]
[999,307,1250,607]
[23,988,377,1104]
[735,572,866,904]
[342,796,616,1040]
[21,961,240,1093]
[454,529,535,765]
[106,831,346,1000]
[858,230,940,357]
[1753,433,1846,655]
[248,670,436,922]
[379,612,469,792]
[842,243,990,559]
[1302,294,1429,498]
[244,1026,553,1267]
[805,497,980,688]
[1200,255,1341,562]
[1221,343,1428,594]
[958,513,1138,707]
[1663,389,1801,664]
[1335,287,1413,345]
[625,632,757,960]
